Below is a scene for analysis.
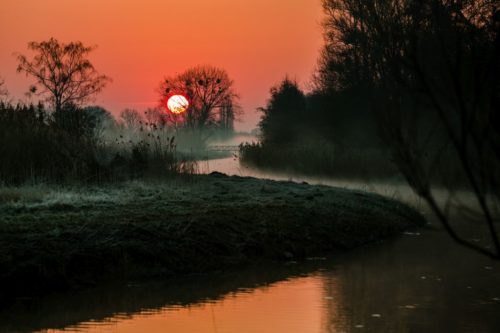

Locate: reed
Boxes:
[0,102,196,185]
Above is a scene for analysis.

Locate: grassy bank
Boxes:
[0,173,425,298]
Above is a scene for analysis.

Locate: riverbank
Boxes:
[0,173,425,298]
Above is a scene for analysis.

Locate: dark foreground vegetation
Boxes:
[0,101,201,184]
[0,173,425,298]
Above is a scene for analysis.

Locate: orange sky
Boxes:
[0,0,324,131]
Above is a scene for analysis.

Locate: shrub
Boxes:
[239,141,397,179]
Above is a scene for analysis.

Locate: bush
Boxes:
[239,141,398,179]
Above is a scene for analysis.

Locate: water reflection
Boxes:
[49,276,325,333]
[2,260,330,333]
[323,230,500,333]
[2,227,499,333]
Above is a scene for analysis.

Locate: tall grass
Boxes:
[0,102,196,185]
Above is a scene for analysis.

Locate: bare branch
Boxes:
[16,38,111,112]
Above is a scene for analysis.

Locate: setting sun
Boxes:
[167,94,189,114]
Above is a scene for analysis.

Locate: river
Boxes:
[1,145,500,333]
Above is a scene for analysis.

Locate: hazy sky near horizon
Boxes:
[0,0,324,131]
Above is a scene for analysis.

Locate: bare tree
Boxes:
[380,0,500,259]
[16,38,111,112]
[218,96,242,133]
[144,107,169,129]
[318,0,500,259]
[120,108,143,129]
[159,65,238,130]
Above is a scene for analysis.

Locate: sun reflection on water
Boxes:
[40,275,336,333]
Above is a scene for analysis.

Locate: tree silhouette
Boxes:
[258,78,307,145]
[218,96,239,134]
[120,108,143,129]
[16,38,111,112]
[144,107,168,129]
[83,105,116,137]
[159,65,238,131]
[317,0,500,258]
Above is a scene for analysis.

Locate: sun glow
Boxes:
[167,94,189,114]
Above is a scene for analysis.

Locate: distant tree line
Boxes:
[240,77,391,177]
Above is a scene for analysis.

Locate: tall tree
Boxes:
[159,65,238,130]
[258,78,307,145]
[317,0,500,258]
[16,38,111,112]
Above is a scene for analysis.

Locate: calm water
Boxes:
[2,151,500,333]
